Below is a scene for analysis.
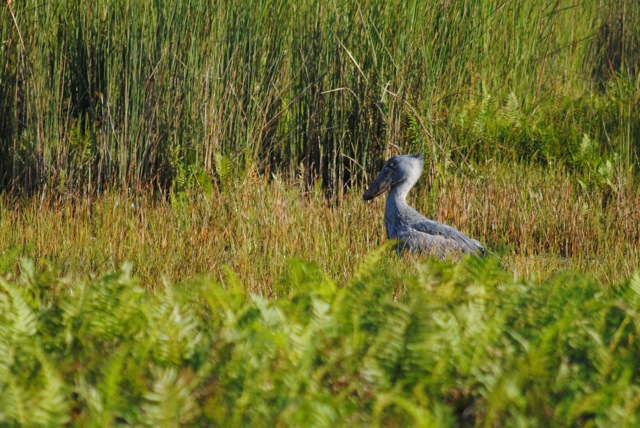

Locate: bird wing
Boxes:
[409,219,485,254]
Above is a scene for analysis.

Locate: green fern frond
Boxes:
[214,153,232,190]
[472,114,487,137]
[352,243,392,284]
[0,278,38,338]
[153,292,204,365]
[142,366,199,426]
[373,391,435,428]
[363,302,412,388]
[31,347,70,426]
[502,92,521,125]
[629,271,640,296]
[73,378,106,425]
[98,344,131,421]
[3,370,30,426]
[580,133,593,157]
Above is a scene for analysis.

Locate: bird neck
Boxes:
[388,179,413,206]
[385,180,413,222]
[384,180,414,239]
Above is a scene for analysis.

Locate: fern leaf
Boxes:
[214,153,231,190]
[502,92,521,125]
[0,278,38,338]
[31,347,70,426]
[142,366,199,426]
[353,243,392,283]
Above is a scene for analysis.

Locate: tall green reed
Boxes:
[0,0,638,195]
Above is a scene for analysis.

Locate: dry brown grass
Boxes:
[1,162,638,289]
[418,163,640,282]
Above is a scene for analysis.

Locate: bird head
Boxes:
[363,154,424,201]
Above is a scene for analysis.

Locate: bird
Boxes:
[363,154,486,257]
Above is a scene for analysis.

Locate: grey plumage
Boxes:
[363,154,486,257]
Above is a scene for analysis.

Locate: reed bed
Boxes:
[1,0,638,195]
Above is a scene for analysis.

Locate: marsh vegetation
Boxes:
[1,0,640,425]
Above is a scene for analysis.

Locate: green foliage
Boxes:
[213,153,232,192]
[2,255,640,425]
[452,86,639,191]
[1,0,639,194]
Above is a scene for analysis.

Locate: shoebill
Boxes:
[363,154,486,257]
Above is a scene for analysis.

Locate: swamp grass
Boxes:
[1,161,638,289]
